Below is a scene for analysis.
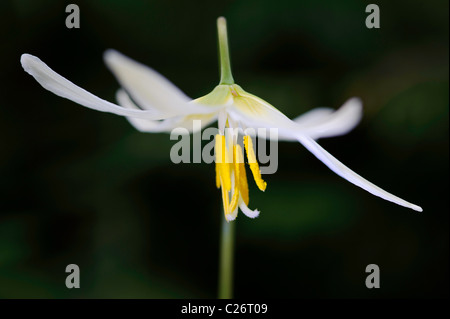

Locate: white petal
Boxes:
[239,197,260,218]
[175,114,218,133]
[104,49,222,116]
[117,89,217,133]
[232,94,423,212]
[21,54,168,120]
[228,85,362,141]
[227,84,334,140]
[226,86,420,212]
[116,89,177,131]
[227,102,309,141]
[296,134,423,212]
[293,107,335,126]
[292,98,363,140]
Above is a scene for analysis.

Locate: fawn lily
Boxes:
[20,17,422,222]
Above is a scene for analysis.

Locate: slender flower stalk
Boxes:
[218,212,235,299]
[218,17,234,85]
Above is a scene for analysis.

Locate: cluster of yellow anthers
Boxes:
[215,134,266,220]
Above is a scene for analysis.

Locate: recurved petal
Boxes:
[296,134,423,212]
[117,89,217,133]
[228,86,362,141]
[292,107,335,126]
[229,89,422,212]
[21,54,168,120]
[116,89,177,131]
[227,85,310,140]
[292,98,363,140]
[104,49,223,116]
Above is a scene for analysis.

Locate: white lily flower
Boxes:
[20,17,422,221]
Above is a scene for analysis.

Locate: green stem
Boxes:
[217,17,234,85]
[218,214,235,299]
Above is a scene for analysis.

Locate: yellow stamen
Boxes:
[215,134,265,219]
[229,146,242,213]
[215,160,221,189]
[244,136,267,191]
[215,134,234,218]
[220,178,230,214]
[229,180,239,214]
[235,144,249,205]
[215,134,231,191]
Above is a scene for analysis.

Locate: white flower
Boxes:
[20,17,422,221]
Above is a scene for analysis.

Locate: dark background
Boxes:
[0,0,448,298]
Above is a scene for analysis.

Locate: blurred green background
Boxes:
[0,0,448,298]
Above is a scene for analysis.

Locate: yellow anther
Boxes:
[215,160,221,189]
[228,145,242,213]
[235,144,249,205]
[215,134,231,191]
[220,180,230,215]
[244,136,267,192]
[229,180,239,214]
[215,135,262,218]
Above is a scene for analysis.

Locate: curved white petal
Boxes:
[293,107,335,126]
[228,107,310,142]
[227,84,361,141]
[21,54,169,120]
[231,94,422,212]
[227,85,362,141]
[226,85,310,140]
[296,134,423,212]
[117,90,217,133]
[104,49,223,116]
[116,89,178,131]
[292,98,363,140]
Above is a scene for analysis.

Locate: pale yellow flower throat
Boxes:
[215,134,267,219]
